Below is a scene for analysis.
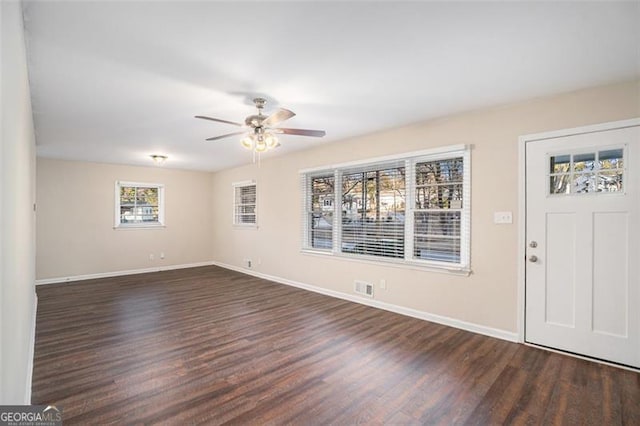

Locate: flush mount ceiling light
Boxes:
[195,98,325,155]
[150,155,168,164]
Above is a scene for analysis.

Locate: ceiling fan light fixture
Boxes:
[196,97,325,159]
[265,133,278,149]
[254,138,267,152]
[150,154,168,164]
[240,136,254,150]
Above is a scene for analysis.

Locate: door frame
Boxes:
[517,118,640,344]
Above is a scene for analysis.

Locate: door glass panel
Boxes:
[573,153,595,172]
[550,155,570,173]
[550,175,571,194]
[549,154,571,195]
[573,173,597,193]
[548,148,624,196]
[598,149,624,170]
[598,171,623,192]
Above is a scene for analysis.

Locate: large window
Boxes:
[233,181,257,226]
[302,146,470,271]
[115,181,164,228]
[341,165,406,258]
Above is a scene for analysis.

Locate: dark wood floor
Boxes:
[33,266,639,425]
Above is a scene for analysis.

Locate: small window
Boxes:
[233,181,257,226]
[115,181,164,228]
[549,147,624,195]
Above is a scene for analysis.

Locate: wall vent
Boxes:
[354,280,374,298]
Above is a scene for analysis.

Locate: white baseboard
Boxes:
[35,261,216,285]
[35,260,518,343]
[210,261,519,343]
[25,294,37,404]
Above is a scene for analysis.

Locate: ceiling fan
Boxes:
[195,98,326,153]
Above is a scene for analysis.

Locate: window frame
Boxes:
[233,180,258,228]
[301,145,471,274]
[546,144,626,196]
[114,181,165,229]
[306,174,336,250]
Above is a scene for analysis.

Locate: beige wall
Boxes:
[34,80,640,336]
[211,80,640,334]
[1,0,37,404]
[36,160,214,280]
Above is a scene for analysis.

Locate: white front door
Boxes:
[525,123,640,368]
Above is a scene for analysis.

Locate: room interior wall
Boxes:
[1,0,37,404]
[210,79,640,335]
[36,159,214,280]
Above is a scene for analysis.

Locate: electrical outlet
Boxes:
[380,279,387,290]
[160,252,165,259]
[149,254,154,261]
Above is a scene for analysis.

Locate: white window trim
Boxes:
[301,145,471,274]
[233,180,258,228]
[114,181,165,229]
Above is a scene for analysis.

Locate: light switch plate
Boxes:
[494,211,513,224]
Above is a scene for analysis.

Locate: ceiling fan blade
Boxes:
[195,115,244,127]
[274,128,326,137]
[205,131,246,141]
[262,108,295,127]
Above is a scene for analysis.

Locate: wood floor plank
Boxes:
[32,265,640,425]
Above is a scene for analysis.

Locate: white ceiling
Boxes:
[23,1,640,172]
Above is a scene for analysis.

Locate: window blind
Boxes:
[308,174,335,249]
[300,145,471,271]
[341,166,406,258]
[234,183,257,225]
[412,157,464,263]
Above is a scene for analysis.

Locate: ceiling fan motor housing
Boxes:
[245,115,265,128]
[253,98,267,109]
[245,98,267,127]
[196,96,324,142]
